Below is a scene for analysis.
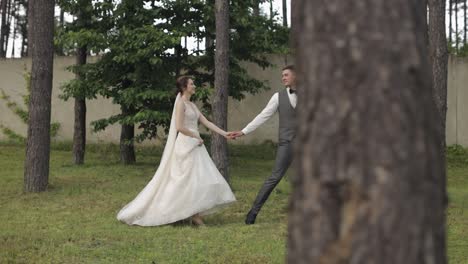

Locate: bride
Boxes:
[117,76,236,226]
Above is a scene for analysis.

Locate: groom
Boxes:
[229,65,297,225]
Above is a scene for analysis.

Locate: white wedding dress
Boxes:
[117,94,236,226]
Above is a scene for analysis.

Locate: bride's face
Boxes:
[185,79,196,95]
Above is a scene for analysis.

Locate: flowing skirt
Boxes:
[116,132,236,226]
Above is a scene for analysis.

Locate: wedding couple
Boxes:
[117,65,297,226]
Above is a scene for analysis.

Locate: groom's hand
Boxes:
[228,131,244,139]
[224,133,236,140]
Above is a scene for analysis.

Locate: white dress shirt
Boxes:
[241,87,297,135]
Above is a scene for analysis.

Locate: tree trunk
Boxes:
[428,0,449,260]
[73,46,87,165]
[120,107,136,165]
[212,0,229,181]
[26,0,33,56]
[288,0,447,263]
[0,0,8,57]
[270,0,274,20]
[20,0,27,57]
[10,0,18,57]
[463,0,468,45]
[24,0,55,192]
[455,0,459,50]
[282,0,288,27]
[449,0,453,44]
[253,0,260,16]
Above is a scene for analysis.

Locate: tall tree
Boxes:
[455,0,459,50]
[24,0,55,192]
[26,0,33,56]
[0,0,8,57]
[464,0,467,44]
[212,0,230,180]
[288,0,447,263]
[71,0,92,165]
[73,45,87,164]
[449,0,453,44]
[282,0,287,27]
[428,0,449,259]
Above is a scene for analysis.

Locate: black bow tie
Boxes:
[289,89,296,94]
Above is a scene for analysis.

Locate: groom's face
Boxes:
[281,69,296,87]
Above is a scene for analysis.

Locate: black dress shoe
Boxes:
[245,210,257,225]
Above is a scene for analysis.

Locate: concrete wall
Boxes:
[447,56,468,146]
[0,55,467,146]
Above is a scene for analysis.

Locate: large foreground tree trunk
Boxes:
[73,45,87,165]
[288,0,447,263]
[211,0,229,181]
[24,0,55,192]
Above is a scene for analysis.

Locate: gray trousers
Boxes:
[250,140,293,215]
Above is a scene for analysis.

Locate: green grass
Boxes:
[0,142,467,263]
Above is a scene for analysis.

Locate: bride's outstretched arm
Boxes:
[175,101,202,140]
[198,111,229,137]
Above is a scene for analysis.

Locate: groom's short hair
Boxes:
[282,65,295,72]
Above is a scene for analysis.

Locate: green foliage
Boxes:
[448,34,468,57]
[56,0,290,144]
[0,125,25,143]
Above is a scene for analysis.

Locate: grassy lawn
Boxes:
[0,142,467,263]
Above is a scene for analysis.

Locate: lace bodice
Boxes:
[183,101,200,131]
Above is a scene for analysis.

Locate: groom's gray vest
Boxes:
[278,89,296,142]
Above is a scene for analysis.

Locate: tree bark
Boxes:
[465,0,467,44]
[282,0,288,27]
[20,0,27,57]
[449,0,453,44]
[26,0,33,56]
[24,0,55,192]
[455,0,459,50]
[73,46,87,165]
[10,0,18,57]
[212,0,229,181]
[288,0,447,263]
[428,0,449,233]
[0,0,8,57]
[120,107,136,165]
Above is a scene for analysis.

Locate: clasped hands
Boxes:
[225,131,244,140]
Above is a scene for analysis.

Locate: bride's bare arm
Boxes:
[198,111,228,137]
[175,101,201,139]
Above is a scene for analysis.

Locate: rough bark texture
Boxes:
[24,0,55,192]
[428,3,449,254]
[211,0,229,181]
[73,46,87,165]
[120,107,136,165]
[288,0,447,263]
[428,0,448,155]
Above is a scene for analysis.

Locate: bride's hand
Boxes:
[196,137,204,146]
[224,133,235,140]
